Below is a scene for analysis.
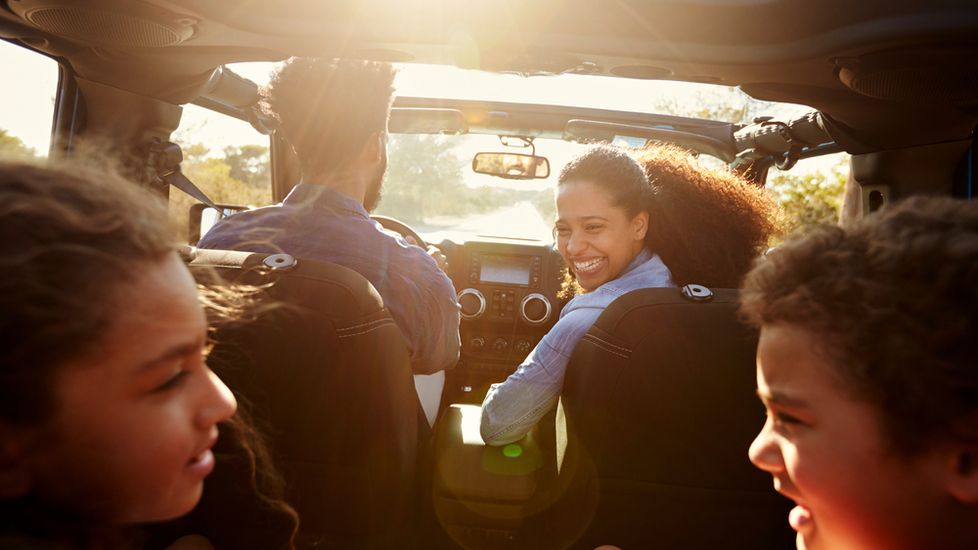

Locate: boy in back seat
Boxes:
[741,196,978,550]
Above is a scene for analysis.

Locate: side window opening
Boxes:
[170,103,273,243]
[767,152,850,234]
[0,40,58,160]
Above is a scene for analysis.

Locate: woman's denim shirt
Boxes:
[480,249,675,445]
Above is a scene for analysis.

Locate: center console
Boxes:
[447,239,564,403]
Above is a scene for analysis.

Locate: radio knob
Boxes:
[457,288,486,320]
[520,293,552,325]
[492,338,509,352]
[470,336,486,351]
[515,339,532,354]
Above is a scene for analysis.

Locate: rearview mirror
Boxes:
[472,152,550,180]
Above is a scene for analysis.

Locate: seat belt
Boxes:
[147,139,225,217]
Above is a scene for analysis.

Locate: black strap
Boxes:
[162,168,223,215]
[148,140,225,217]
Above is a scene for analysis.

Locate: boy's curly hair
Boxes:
[741,196,978,455]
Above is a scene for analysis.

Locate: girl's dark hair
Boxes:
[0,160,297,548]
[0,160,175,425]
[558,144,781,289]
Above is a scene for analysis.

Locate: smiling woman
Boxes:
[481,143,781,445]
[480,146,676,445]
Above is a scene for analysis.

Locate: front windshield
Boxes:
[225,61,835,243]
[376,134,572,243]
[376,133,665,243]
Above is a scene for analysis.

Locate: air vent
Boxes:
[12,1,194,48]
[837,48,978,104]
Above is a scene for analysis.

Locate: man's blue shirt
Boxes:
[197,183,461,374]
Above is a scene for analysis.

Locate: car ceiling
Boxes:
[1,0,977,153]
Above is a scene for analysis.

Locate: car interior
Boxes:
[2,1,977,548]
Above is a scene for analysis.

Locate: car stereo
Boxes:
[468,252,543,289]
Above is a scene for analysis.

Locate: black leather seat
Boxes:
[188,248,420,549]
[551,286,794,549]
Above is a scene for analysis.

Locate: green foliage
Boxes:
[531,187,556,226]
[0,128,37,159]
[653,88,750,124]
[767,160,847,234]
[223,144,271,187]
[379,134,514,223]
[650,93,847,234]
[168,142,272,243]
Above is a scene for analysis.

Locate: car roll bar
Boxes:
[732,111,840,170]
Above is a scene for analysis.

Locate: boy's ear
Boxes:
[945,446,978,504]
[0,424,32,499]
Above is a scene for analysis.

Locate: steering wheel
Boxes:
[371,215,427,248]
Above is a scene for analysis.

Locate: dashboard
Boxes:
[443,238,565,401]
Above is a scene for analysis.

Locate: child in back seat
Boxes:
[741,196,978,550]
[0,160,296,549]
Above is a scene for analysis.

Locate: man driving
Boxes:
[198,58,460,375]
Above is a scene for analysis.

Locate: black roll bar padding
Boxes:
[202,65,261,109]
[733,111,834,163]
[194,66,277,136]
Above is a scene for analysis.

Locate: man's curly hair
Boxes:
[263,57,395,178]
[741,196,978,455]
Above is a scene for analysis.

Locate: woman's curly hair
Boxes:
[636,144,782,288]
[557,144,781,294]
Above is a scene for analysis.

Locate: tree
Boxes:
[652,88,752,124]
[767,159,847,234]
[168,141,272,243]
[223,144,270,187]
[653,90,847,233]
[380,134,468,222]
[0,129,37,159]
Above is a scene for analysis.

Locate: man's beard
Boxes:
[363,172,383,213]
[363,158,385,213]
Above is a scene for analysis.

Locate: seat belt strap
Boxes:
[162,168,224,215]
[148,140,225,217]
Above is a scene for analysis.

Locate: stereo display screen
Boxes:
[479,254,531,286]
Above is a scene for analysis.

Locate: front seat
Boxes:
[188,248,420,549]
[551,285,794,549]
